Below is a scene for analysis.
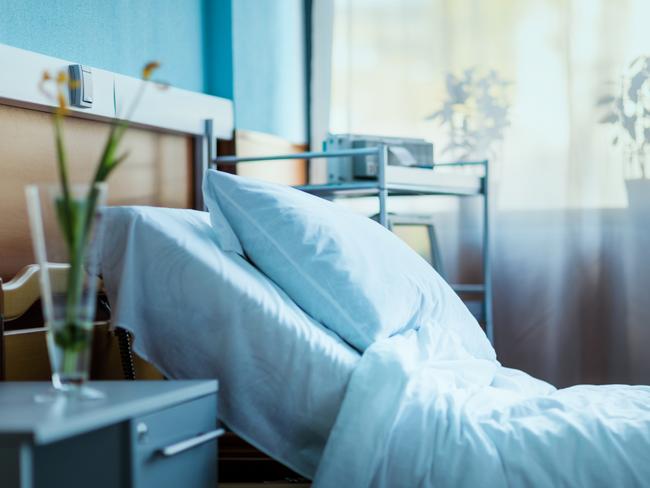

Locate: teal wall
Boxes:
[203,0,234,100]
[0,0,308,143]
[0,0,206,92]
[232,0,307,143]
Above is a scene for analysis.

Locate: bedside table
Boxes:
[0,380,220,488]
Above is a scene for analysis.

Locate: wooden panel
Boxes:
[0,103,192,280]
[233,130,308,186]
[90,324,165,381]
[4,328,50,381]
[4,324,164,381]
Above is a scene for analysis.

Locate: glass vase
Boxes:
[25,182,107,400]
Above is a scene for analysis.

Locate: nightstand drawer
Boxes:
[131,394,219,488]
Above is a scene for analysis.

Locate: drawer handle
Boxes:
[158,428,225,457]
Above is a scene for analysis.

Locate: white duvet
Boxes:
[314,325,650,487]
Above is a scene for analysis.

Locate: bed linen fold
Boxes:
[314,324,650,487]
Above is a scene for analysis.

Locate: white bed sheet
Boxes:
[98,206,359,478]
[314,325,650,487]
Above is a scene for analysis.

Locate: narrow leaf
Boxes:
[629,56,642,69]
[599,113,619,124]
[596,95,616,106]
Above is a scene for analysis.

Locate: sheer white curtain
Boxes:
[315,0,650,386]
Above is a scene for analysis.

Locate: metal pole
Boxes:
[377,144,388,228]
[214,147,379,165]
[193,133,207,210]
[482,159,494,344]
[193,120,215,210]
[205,119,216,169]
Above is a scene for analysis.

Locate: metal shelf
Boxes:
[295,180,484,198]
[205,127,493,344]
[452,284,486,293]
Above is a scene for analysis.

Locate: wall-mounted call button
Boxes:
[68,64,93,108]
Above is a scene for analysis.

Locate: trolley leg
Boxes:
[378,144,388,228]
[483,159,494,344]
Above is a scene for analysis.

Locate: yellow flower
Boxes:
[142,61,160,80]
[56,70,68,85]
[39,72,55,101]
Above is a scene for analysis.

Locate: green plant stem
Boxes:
[53,112,74,247]
[62,112,128,347]
[53,113,70,200]
[91,78,147,188]
[52,68,155,356]
[53,110,87,340]
[61,347,79,375]
[64,239,85,326]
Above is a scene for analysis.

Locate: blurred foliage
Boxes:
[426,68,511,161]
[599,56,650,177]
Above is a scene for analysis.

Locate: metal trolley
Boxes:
[205,132,493,344]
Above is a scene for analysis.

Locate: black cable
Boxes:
[115,327,136,381]
[99,294,136,380]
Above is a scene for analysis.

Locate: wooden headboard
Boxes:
[0,103,193,280]
[0,43,234,280]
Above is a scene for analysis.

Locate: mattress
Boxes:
[97,206,359,478]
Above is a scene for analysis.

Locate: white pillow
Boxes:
[203,183,244,255]
[203,170,495,359]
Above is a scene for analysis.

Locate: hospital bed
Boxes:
[2,45,649,486]
[96,193,650,487]
[6,199,650,486]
